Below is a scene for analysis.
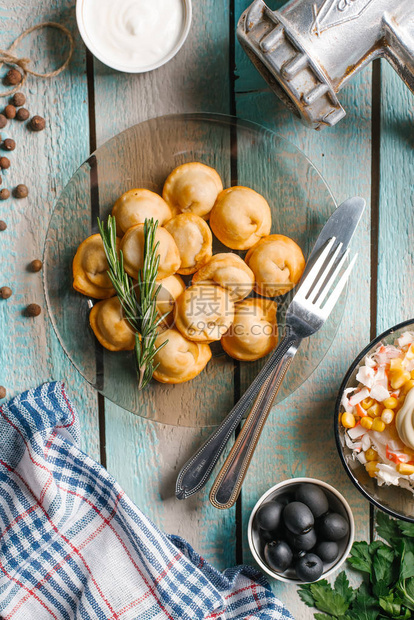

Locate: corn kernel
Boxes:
[365,448,378,461]
[341,412,356,429]
[390,370,411,390]
[381,409,395,425]
[397,463,414,476]
[411,370,414,380]
[401,379,414,396]
[361,417,373,430]
[390,358,403,370]
[361,398,375,410]
[365,461,379,473]
[367,403,382,418]
[372,418,386,432]
[383,396,398,409]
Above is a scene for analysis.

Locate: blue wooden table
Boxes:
[0,1,413,617]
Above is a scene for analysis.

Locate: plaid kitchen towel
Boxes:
[0,382,293,620]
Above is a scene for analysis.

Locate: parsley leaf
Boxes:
[348,541,372,573]
[310,581,350,616]
[298,584,316,608]
[376,511,401,544]
[399,522,414,538]
[334,572,355,605]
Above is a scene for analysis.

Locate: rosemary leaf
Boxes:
[98,215,168,390]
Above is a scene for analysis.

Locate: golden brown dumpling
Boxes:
[162,162,223,219]
[164,213,213,275]
[155,274,186,327]
[210,186,272,250]
[73,234,118,299]
[174,284,235,343]
[120,224,180,280]
[89,296,136,351]
[245,234,305,297]
[152,328,212,384]
[192,253,254,301]
[112,189,172,235]
[221,298,278,362]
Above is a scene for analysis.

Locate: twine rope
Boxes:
[0,22,74,97]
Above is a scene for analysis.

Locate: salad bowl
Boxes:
[335,319,414,523]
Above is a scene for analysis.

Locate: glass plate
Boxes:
[44,113,340,427]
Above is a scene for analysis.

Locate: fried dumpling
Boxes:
[112,189,172,235]
[120,224,180,280]
[89,296,136,351]
[192,253,254,301]
[245,234,305,297]
[165,213,213,275]
[162,162,223,219]
[221,297,278,362]
[73,233,118,299]
[210,186,272,250]
[152,328,212,384]
[174,283,234,343]
[155,274,186,327]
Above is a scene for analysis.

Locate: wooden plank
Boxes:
[92,0,238,569]
[377,61,414,332]
[0,0,100,460]
[233,1,373,614]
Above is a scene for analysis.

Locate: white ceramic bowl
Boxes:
[248,477,355,584]
[76,0,192,73]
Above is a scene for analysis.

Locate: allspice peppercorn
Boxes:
[0,221,7,231]
[26,303,41,317]
[0,386,6,399]
[30,115,46,132]
[0,286,12,299]
[4,105,16,120]
[14,184,28,199]
[12,92,25,107]
[0,157,10,169]
[0,114,7,129]
[0,189,10,200]
[5,69,22,86]
[30,259,43,272]
[16,108,29,122]
[2,139,15,152]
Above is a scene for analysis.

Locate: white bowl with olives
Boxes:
[248,478,354,584]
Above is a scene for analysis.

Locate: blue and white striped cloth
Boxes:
[0,382,293,620]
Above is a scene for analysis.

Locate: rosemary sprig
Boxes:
[97,215,168,390]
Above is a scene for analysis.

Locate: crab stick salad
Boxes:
[340,331,414,492]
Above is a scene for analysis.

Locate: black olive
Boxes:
[295,483,329,519]
[314,541,340,563]
[318,512,349,541]
[264,540,293,573]
[295,553,324,582]
[255,501,284,531]
[283,501,314,535]
[286,527,317,551]
[259,527,280,543]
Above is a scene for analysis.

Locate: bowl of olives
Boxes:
[248,478,354,583]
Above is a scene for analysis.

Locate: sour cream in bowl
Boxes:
[76,0,192,73]
[335,318,414,523]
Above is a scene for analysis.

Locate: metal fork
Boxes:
[208,237,357,509]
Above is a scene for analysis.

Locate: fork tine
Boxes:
[314,246,350,307]
[308,241,343,303]
[296,237,336,299]
[320,253,358,318]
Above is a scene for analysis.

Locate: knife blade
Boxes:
[175,196,365,500]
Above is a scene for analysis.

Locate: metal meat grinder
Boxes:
[237,0,414,129]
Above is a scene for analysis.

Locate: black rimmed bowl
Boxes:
[335,318,414,523]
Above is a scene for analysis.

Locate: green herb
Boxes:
[97,215,167,390]
[298,513,414,620]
